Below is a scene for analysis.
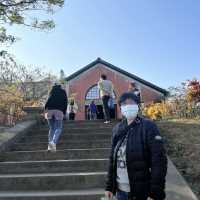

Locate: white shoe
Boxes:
[49,143,56,152]
[52,143,56,152]
[47,144,51,151]
[104,121,111,124]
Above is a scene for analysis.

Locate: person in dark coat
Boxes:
[44,84,68,152]
[105,92,167,200]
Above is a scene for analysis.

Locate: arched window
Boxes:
[85,84,117,100]
[86,85,100,100]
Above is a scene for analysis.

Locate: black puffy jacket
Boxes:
[105,117,167,200]
[45,85,68,115]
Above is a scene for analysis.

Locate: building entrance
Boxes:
[85,84,117,120]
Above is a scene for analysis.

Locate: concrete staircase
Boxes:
[1,120,198,200]
[0,121,115,200]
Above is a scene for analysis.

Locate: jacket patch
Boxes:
[155,135,162,140]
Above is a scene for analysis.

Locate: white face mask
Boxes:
[121,104,139,120]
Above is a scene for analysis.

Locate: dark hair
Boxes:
[118,92,139,105]
[101,74,107,80]
[49,85,62,96]
[130,82,137,88]
[70,99,74,105]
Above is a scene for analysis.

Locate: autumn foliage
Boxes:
[186,79,200,103]
[143,79,200,120]
[0,85,25,125]
[143,102,170,120]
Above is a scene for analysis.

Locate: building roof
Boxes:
[66,58,168,96]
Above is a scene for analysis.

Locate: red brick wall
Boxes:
[67,64,164,120]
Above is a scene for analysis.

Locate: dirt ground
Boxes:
[157,119,200,199]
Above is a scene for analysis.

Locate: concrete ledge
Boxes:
[166,158,199,200]
[0,120,36,152]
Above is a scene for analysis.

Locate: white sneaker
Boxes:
[49,143,56,152]
[52,143,56,152]
[47,144,51,151]
[104,121,111,124]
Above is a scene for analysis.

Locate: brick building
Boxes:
[65,58,168,120]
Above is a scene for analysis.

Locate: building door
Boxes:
[85,105,104,120]
[96,105,104,119]
[85,104,117,120]
[85,84,117,120]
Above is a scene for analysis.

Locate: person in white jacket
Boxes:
[67,99,78,120]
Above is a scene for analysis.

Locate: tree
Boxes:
[0,0,65,125]
[0,0,65,51]
[187,79,200,103]
[0,51,44,86]
[168,82,187,101]
[0,51,49,125]
[0,0,64,28]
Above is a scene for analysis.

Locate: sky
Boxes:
[3,0,200,90]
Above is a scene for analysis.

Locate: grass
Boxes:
[157,119,200,199]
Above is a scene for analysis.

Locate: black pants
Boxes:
[102,95,110,121]
[69,113,75,120]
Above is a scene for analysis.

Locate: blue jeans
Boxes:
[102,95,111,121]
[90,112,97,120]
[116,190,148,200]
[47,118,63,144]
[116,190,129,200]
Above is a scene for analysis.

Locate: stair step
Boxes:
[0,159,109,174]
[0,148,110,162]
[36,123,115,130]
[0,121,116,198]
[28,128,112,136]
[11,141,111,151]
[21,134,111,143]
[0,189,104,200]
[0,172,107,191]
